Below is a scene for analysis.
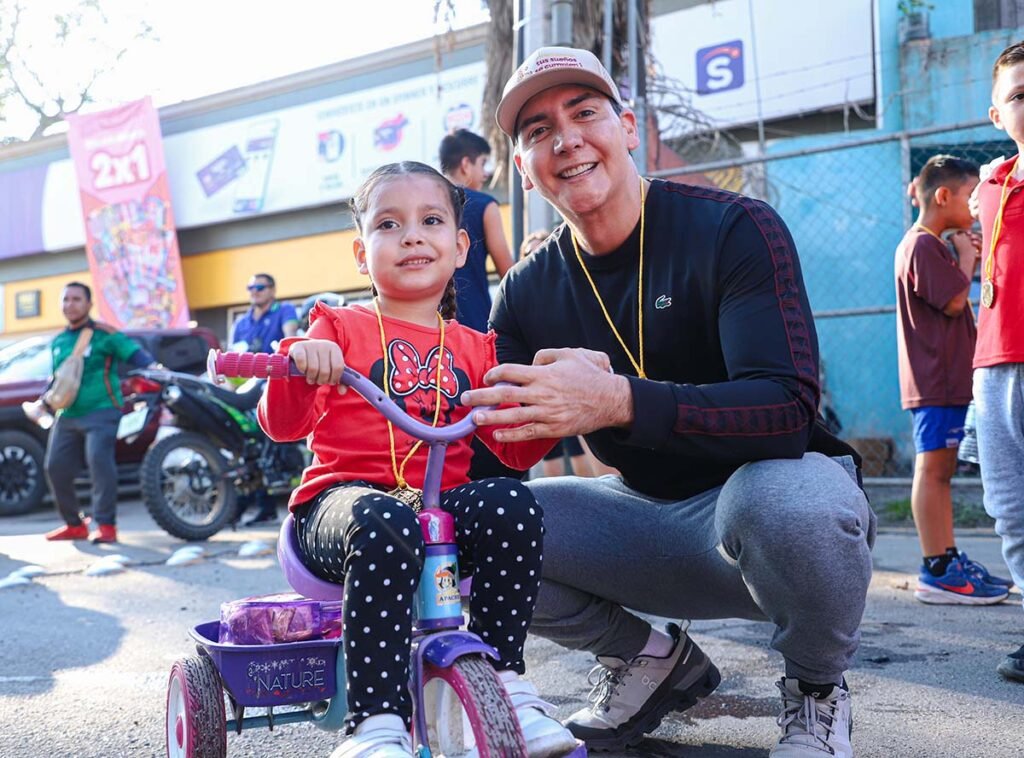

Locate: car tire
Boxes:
[0,430,47,516]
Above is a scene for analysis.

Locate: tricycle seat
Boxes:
[278,513,344,601]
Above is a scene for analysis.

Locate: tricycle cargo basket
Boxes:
[190,621,343,708]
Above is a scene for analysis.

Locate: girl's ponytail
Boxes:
[439,277,458,320]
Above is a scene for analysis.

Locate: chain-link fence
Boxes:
[649,121,1014,478]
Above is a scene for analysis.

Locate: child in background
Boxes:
[895,155,1010,606]
[438,129,515,333]
[440,129,521,483]
[974,40,1024,683]
[258,161,577,757]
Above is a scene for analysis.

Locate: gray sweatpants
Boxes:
[974,365,1024,592]
[44,407,121,527]
[528,452,875,685]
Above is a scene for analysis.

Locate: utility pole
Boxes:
[520,0,561,239]
[602,0,613,72]
[627,0,647,175]
[511,0,526,259]
[551,0,572,45]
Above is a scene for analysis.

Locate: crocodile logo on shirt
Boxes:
[655,295,672,310]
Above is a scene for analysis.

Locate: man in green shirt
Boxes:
[44,282,154,544]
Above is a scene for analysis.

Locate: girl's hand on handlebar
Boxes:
[288,340,347,393]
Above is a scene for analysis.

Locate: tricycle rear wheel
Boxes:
[166,655,227,758]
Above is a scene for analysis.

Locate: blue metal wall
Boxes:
[753,6,1024,465]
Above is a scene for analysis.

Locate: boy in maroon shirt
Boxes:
[895,155,1010,605]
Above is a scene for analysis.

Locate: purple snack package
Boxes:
[219,592,343,645]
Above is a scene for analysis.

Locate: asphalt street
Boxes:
[1,498,1022,757]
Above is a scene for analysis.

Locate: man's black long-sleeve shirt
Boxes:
[490,179,844,501]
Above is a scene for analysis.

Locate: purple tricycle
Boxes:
[163,350,586,758]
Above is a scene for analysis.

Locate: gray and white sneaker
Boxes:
[564,622,720,751]
[770,678,853,757]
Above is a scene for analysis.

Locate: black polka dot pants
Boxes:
[293,477,544,733]
[295,483,423,733]
[440,478,544,675]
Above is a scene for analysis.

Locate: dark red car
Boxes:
[0,327,220,516]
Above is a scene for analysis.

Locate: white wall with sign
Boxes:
[163,62,485,227]
[651,0,874,131]
[35,62,485,251]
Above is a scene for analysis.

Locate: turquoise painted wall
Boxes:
[765,141,907,449]
[901,29,1024,131]
[755,5,1024,465]
[928,0,975,39]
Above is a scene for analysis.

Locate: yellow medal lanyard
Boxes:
[570,176,647,379]
[982,155,1019,309]
[373,299,445,501]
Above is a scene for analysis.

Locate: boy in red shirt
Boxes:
[975,40,1024,684]
[895,156,1010,606]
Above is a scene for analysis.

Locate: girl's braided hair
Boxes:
[350,161,466,320]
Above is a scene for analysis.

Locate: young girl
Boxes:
[258,162,577,758]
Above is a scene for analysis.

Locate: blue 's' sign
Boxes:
[696,40,745,95]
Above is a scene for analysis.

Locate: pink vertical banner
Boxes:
[65,97,190,328]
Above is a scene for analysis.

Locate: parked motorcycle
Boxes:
[119,368,305,541]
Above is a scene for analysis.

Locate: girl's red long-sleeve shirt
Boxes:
[258,303,555,510]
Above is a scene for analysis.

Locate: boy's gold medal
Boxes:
[984,156,1019,309]
[981,280,995,308]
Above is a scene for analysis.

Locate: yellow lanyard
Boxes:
[570,176,647,379]
[983,156,1019,308]
[914,223,942,240]
[373,299,445,490]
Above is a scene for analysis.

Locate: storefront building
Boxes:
[0,25,491,343]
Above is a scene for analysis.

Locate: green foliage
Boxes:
[877,497,913,524]
[951,502,996,528]
[897,0,934,16]
[874,496,995,528]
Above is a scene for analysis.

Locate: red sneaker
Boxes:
[90,524,118,544]
[45,521,90,541]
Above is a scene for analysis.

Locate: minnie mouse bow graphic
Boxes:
[387,340,459,398]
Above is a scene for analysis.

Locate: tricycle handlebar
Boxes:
[208,349,485,443]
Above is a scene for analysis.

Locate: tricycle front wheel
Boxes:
[422,656,526,757]
[167,655,227,758]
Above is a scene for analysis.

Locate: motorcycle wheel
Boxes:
[140,432,237,541]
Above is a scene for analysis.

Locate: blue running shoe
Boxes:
[958,551,1014,589]
[915,558,1009,605]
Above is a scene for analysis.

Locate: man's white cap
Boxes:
[496,46,623,139]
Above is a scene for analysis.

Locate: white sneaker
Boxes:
[500,671,579,758]
[330,714,413,758]
[769,678,853,757]
[564,622,720,751]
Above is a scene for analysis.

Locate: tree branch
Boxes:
[0,0,154,141]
